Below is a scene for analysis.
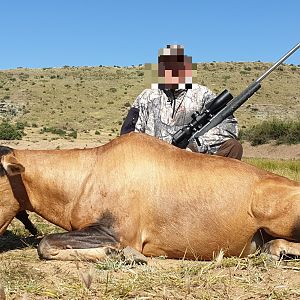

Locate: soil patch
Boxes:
[242,141,300,160]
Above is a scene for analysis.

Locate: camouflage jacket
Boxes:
[128,84,238,154]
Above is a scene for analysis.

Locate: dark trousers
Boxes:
[215,139,243,160]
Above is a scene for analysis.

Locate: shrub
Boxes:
[16,122,28,130]
[40,126,77,139]
[40,127,66,136]
[240,119,300,145]
[107,87,117,93]
[0,122,24,140]
[68,129,77,139]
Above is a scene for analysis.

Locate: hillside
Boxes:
[0,62,299,145]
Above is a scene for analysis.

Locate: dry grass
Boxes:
[243,158,300,181]
[1,239,300,299]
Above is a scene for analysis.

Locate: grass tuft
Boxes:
[243,157,300,181]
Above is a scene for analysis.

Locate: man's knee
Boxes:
[215,139,243,160]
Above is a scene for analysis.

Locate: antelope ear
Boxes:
[1,153,25,176]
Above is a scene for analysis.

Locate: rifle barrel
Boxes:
[256,42,300,83]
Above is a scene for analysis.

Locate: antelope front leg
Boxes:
[37,226,147,264]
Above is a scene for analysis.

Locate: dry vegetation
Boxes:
[0,62,299,143]
[2,210,300,300]
[1,218,300,300]
[0,63,299,299]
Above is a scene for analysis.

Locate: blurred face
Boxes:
[158,55,193,89]
[163,62,193,84]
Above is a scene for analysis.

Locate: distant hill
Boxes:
[0,63,299,141]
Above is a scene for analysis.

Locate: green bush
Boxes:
[240,119,300,145]
[16,122,28,130]
[40,127,66,136]
[0,122,24,140]
[40,126,77,139]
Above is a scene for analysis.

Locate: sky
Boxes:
[0,0,299,70]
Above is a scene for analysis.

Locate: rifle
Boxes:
[172,43,300,149]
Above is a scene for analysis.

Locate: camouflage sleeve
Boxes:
[189,88,239,154]
[132,90,149,133]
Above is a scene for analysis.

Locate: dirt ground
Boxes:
[242,141,300,160]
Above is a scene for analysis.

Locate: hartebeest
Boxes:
[0,133,299,261]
